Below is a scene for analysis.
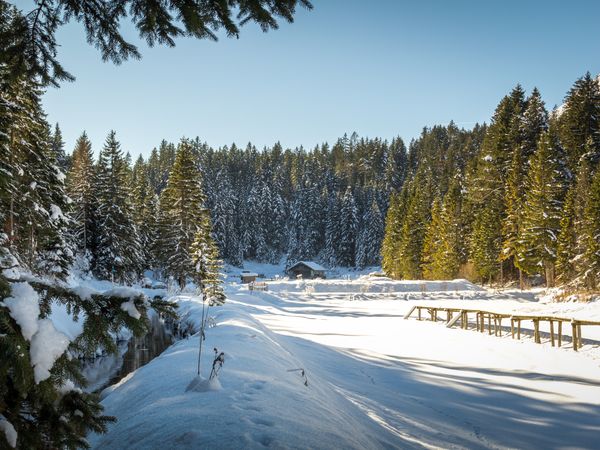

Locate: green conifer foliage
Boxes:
[421,197,443,279]
[158,140,208,287]
[67,132,97,256]
[582,169,600,289]
[558,72,600,170]
[517,130,567,286]
[94,131,143,283]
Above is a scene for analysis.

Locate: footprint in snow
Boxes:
[250,417,275,427]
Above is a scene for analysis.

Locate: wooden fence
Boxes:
[404,305,600,351]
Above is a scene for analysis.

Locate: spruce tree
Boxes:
[556,187,577,284]
[67,132,97,260]
[558,72,600,170]
[94,131,143,283]
[355,197,384,269]
[51,123,71,172]
[517,130,567,286]
[190,215,225,305]
[158,139,208,287]
[421,198,444,279]
[337,186,358,267]
[131,155,156,268]
[581,168,600,288]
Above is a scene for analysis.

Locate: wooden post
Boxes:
[447,310,451,323]
[497,318,502,336]
[572,322,578,351]
[549,320,555,347]
[511,319,515,338]
[558,321,562,347]
[577,323,582,350]
[517,319,521,340]
[418,307,421,321]
[533,319,540,344]
[488,314,492,335]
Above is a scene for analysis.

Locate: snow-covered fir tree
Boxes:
[94,131,143,283]
[157,139,208,287]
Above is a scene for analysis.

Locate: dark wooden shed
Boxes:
[287,261,326,279]
[240,271,258,284]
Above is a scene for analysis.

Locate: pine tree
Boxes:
[517,130,567,286]
[323,191,341,267]
[0,67,72,279]
[94,131,143,283]
[158,139,208,287]
[556,187,577,284]
[51,123,71,172]
[395,171,433,279]
[67,132,97,259]
[355,197,384,268]
[337,186,358,267]
[381,189,407,278]
[558,72,600,170]
[421,178,465,279]
[190,215,225,305]
[131,155,156,268]
[421,197,444,279]
[581,168,600,288]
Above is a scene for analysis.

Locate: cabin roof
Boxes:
[240,272,258,277]
[288,261,325,272]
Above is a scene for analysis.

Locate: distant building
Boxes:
[287,261,326,279]
[240,271,258,284]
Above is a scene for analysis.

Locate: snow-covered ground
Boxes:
[89,273,600,449]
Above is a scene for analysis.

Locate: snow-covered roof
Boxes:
[240,272,258,277]
[290,261,326,271]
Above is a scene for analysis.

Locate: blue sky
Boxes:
[17,0,600,158]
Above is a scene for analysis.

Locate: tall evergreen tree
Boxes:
[558,72,600,170]
[94,131,143,282]
[581,168,600,289]
[67,132,97,258]
[355,197,384,268]
[517,130,567,286]
[158,140,208,287]
[337,186,358,267]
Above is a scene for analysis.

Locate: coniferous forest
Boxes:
[50,72,600,291]
[2,1,600,448]
[5,70,600,294]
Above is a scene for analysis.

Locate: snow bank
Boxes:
[90,295,400,449]
[185,375,222,392]
[91,277,600,449]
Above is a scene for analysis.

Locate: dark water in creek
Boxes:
[86,315,173,394]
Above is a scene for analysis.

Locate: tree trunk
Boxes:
[545,261,555,288]
[519,268,523,291]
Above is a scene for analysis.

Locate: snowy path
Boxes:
[91,280,600,449]
[235,284,600,449]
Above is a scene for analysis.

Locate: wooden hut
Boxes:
[287,261,326,279]
[240,271,258,284]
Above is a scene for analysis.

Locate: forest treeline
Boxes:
[62,130,407,277]
[383,73,600,289]
[10,72,600,292]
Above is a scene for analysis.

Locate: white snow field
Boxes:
[90,276,600,449]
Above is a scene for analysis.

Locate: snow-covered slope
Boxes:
[90,292,400,449]
[91,279,600,449]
